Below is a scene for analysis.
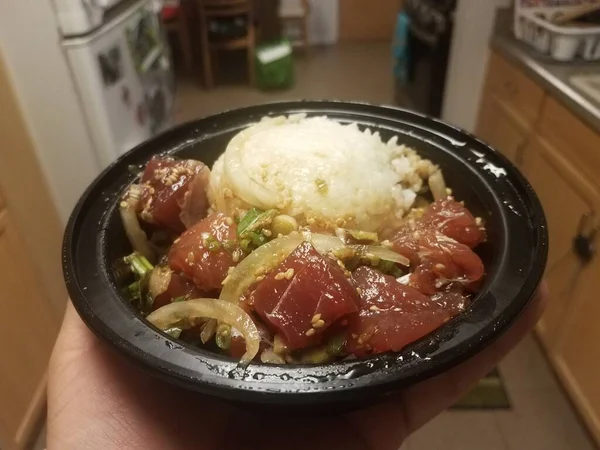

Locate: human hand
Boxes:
[48,283,546,450]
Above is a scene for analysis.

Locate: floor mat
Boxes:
[451,369,511,409]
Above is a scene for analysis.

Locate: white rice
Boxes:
[208,115,438,231]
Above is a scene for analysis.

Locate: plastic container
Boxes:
[63,101,547,411]
[514,1,600,62]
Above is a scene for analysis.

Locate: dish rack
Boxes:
[515,0,600,61]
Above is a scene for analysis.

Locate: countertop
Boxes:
[491,9,600,134]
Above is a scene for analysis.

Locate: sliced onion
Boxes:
[359,245,410,267]
[147,298,260,364]
[260,348,286,365]
[200,319,217,344]
[223,128,281,209]
[428,170,448,202]
[219,233,305,302]
[120,201,155,262]
[148,266,171,299]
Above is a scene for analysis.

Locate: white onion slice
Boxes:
[219,233,305,302]
[360,245,410,267]
[120,203,155,262]
[429,170,448,202]
[147,298,260,364]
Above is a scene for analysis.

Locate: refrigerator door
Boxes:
[52,0,161,36]
[63,0,174,167]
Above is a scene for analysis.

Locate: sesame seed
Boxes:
[369,305,380,311]
[256,275,265,282]
[305,328,316,337]
[119,201,128,208]
[311,313,322,324]
[174,238,180,244]
[277,233,283,238]
[434,263,445,270]
[313,319,325,328]
[274,272,285,281]
[225,217,234,226]
[255,267,266,277]
[356,287,362,295]
[284,268,295,280]
[337,259,346,269]
[262,229,272,237]
[232,252,240,263]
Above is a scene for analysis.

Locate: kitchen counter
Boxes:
[491,9,600,134]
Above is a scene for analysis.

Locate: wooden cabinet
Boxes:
[0,52,64,448]
[520,135,600,350]
[0,210,58,448]
[477,50,600,445]
[476,93,529,165]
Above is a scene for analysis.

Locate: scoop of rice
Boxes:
[208,115,437,231]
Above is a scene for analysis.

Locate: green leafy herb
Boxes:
[237,208,278,238]
[172,296,186,303]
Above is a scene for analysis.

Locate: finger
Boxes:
[347,282,548,450]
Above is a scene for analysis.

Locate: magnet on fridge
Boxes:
[136,103,147,127]
[98,45,123,87]
[121,86,132,108]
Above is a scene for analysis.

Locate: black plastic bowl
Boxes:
[63,101,547,409]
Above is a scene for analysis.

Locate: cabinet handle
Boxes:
[0,210,6,236]
[573,212,598,264]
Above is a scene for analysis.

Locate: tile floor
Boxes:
[169,42,597,450]
[30,43,595,450]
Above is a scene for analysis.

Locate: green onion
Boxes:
[172,296,186,303]
[271,214,298,236]
[123,252,154,277]
[202,233,221,252]
[326,333,347,356]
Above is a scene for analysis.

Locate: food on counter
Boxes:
[116,115,486,365]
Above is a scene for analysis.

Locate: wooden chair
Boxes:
[162,2,194,72]
[197,0,255,88]
[279,0,310,52]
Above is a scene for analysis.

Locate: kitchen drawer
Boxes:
[485,51,545,126]
[538,97,600,189]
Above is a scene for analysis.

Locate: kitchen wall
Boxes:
[442,0,512,132]
[0,0,100,224]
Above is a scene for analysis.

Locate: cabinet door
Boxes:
[557,255,600,444]
[0,210,59,448]
[520,135,600,351]
[475,93,529,165]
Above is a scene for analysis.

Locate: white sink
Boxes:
[570,73,600,104]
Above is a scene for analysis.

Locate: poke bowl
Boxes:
[63,101,547,409]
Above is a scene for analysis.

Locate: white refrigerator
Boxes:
[54,0,175,167]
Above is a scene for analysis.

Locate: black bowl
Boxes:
[63,101,547,410]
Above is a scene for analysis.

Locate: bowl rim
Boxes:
[63,100,548,406]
